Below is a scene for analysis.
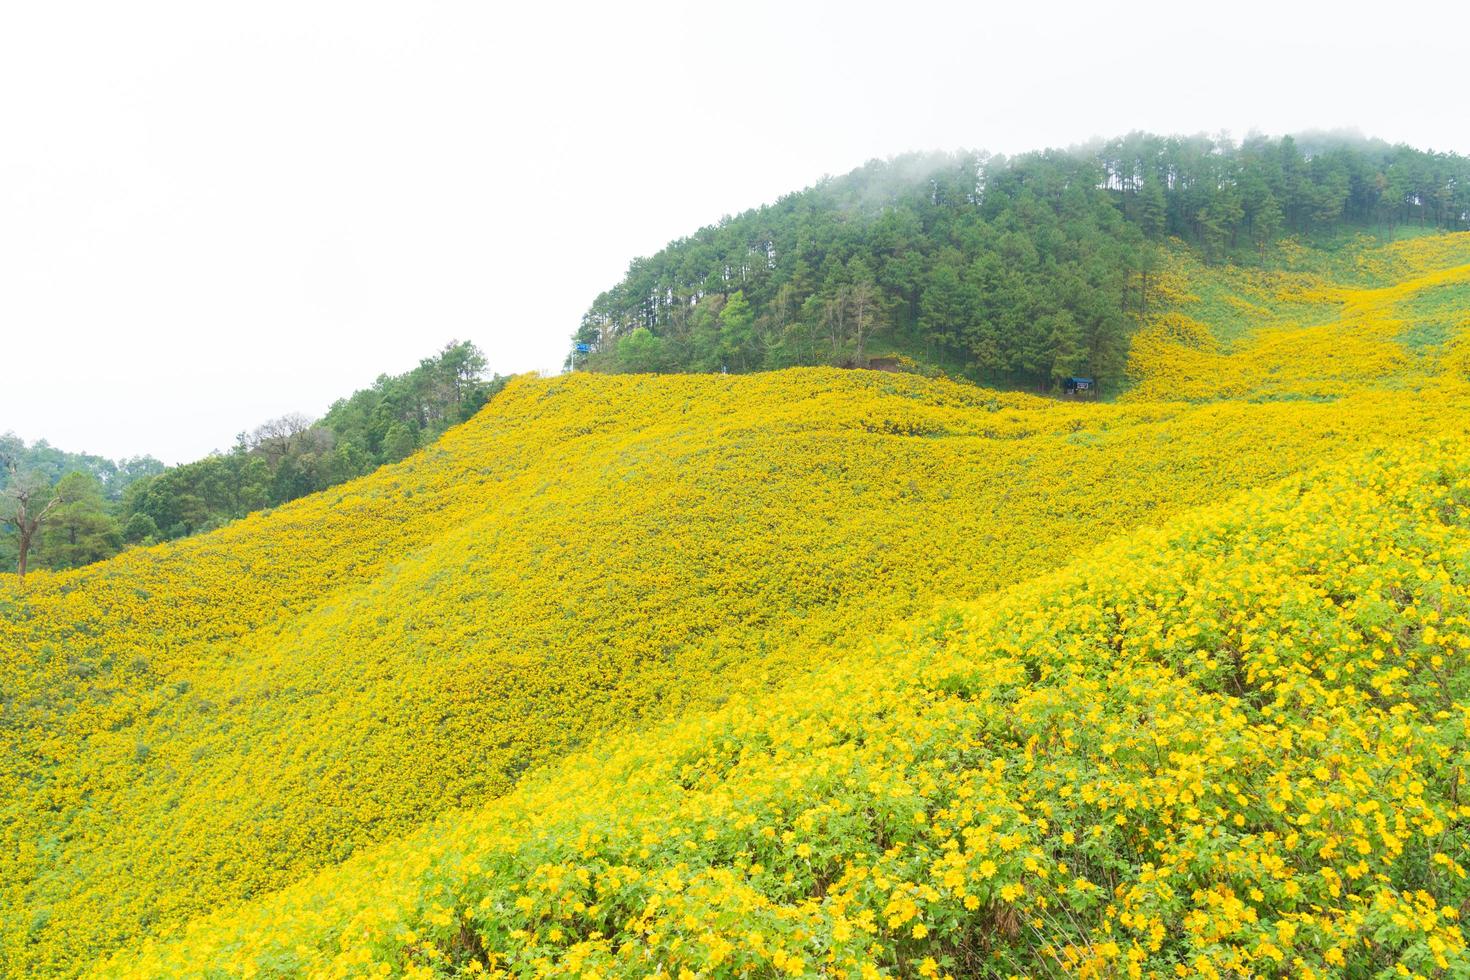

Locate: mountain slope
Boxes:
[574,135,1470,387]
[8,229,1470,976]
[1128,232,1470,400]
[7,365,1470,975]
[99,433,1470,978]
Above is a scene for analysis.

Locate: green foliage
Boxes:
[123,450,273,540]
[718,290,757,370]
[614,327,668,373]
[1394,279,1470,352]
[120,512,158,545]
[573,133,1470,388]
[320,340,505,465]
[0,432,163,503]
[0,438,158,573]
[122,341,506,547]
[40,473,122,570]
[2,342,506,574]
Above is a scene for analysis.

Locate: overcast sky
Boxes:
[4,0,1468,462]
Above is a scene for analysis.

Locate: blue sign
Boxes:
[575,343,592,353]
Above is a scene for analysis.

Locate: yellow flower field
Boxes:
[4,231,1470,977]
[1126,232,1470,401]
[93,436,1470,979]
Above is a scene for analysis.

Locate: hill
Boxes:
[1,342,502,578]
[97,430,1470,979]
[117,340,506,545]
[572,135,1470,390]
[5,223,1470,975]
[1128,232,1470,401]
[10,367,1462,974]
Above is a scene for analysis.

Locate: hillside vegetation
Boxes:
[1,342,504,576]
[1128,233,1470,401]
[120,340,506,545]
[0,437,163,573]
[4,222,1470,976]
[100,436,1470,980]
[11,374,1463,974]
[574,134,1470,389]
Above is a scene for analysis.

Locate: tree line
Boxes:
[1,341,503,579]
[0,436,163,577]
[572,133,1470,388]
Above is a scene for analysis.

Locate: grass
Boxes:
[1395,279,1470,353]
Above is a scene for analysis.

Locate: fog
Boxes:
[3,0,1467,461]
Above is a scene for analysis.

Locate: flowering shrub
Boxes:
[6,235,1470,977]
[1127,232,1470,401]
[96,439,1470,979]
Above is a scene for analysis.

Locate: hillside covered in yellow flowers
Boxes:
[4,232,1470,978]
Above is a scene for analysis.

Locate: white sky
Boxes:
[3,0,1468,463]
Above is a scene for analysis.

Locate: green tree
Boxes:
[40,472,122,569]
[1136,177,1167,239]
[320,340,503,467]
[918,262,971,351]
[1,459,71,582]
[1200,184,1244,259]
[122,511,159,545]
[1042,310,1086,385]
[719,290,757,371]
[688,296,725,373]
[565,135,1470,383]
[615,327,668,373]
[382,422,419,463]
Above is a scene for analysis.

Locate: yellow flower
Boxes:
[14,235,1470,978]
